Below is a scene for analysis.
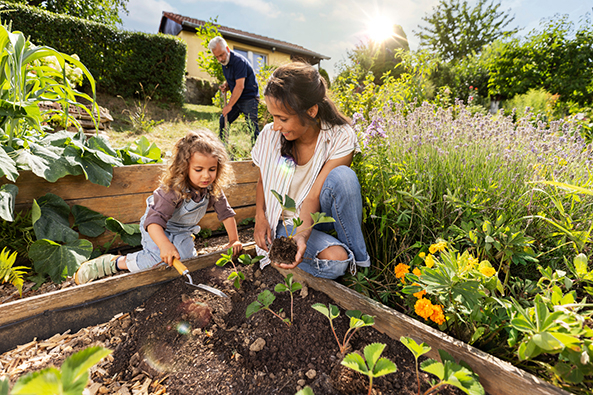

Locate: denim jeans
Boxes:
[219,97,260,144]
[275,166,371,279]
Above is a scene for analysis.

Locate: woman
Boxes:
[251,62,370,279]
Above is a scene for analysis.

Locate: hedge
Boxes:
[0,1,187,104]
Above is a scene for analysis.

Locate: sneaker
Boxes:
[74,254,119,284]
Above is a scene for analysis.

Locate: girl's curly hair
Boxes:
[160,129,233,200]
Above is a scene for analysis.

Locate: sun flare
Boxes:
[366,16,393,43]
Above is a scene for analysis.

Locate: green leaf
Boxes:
[420,359,445,380]
[275,283,288,292]
[10,367,62,394]
[373,357,398,377]
[573,253,588,277]
[0,377,8,395]
[33,193,78,243]
[364,342,386,370]
[63,146,114,187]
[61,346,111,393]
[400,336,431,359]
[553,361,585,384]
[312,303,340,320]
[271,190,283,205]
[72,205,106,237]
[29,239,93,283]
[0,183,18,221]
[258,289,275,307]
[105,217,141,246]
[0,146,18,182]
[341,352,368,374]
[246,300,263,318]
[295,386,315,395]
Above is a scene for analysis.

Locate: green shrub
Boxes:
[0,1,186,104]
[502,88,559,122]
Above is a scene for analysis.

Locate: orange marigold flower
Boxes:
[413,267,422,276]
[430,304,445,325]
[413,289,427,299]
[414,298,434,319]
[425,254,435,268]
[394,263,410,279]
[480,267,496,277]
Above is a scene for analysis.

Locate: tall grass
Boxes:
[352,100,593,270]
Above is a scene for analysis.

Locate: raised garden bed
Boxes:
[0,245,568,395]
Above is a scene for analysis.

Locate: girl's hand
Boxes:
[160,241,180,266]
[254,215,272,252]
[225,239,243,256]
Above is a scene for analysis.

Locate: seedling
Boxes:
[274,273,302,323]
[341,342,397,395]
[311,303,375,354]
[271,190,335,238]
[216,248,263,289]
[400,336,485,395]
[246,289,290,326]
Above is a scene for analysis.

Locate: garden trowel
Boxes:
[172,258,228,298]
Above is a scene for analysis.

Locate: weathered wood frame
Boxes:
[0,246,569,395]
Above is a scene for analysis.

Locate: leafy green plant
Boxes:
[118,135,162,165]
[341,342,397,395]
[216,248,263,289]
[0,209,34,260]
[0,346,111,395]
[28,193,140,284]
[118,84,163,134]
[400,336,485,395]
[311,303,375,354]
[295,387,314,395]
[0,247,28,297]
[246,289,290,326]
[271,190,335,239]
[274,273,302,324]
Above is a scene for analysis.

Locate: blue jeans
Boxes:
[275,166,371,279]
[219,97,260,144]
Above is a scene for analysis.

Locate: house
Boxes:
[158,12,330,81]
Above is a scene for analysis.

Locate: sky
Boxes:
[121,0,592,78]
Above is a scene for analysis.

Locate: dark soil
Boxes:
[108,262,466,395]
[269,237,298,266]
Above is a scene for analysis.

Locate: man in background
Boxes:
[208,36,260,144]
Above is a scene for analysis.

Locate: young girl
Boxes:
[252,62,370,279]
[75,129,243,284]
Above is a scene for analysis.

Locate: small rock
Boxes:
[296,386,302,392]
[253,280,261,287]
[254,269,262,278]
[297,379,306,386]
[306,369,316,379]
[269,373,275,379]
[300,284,309,298]
[249,337,266,352]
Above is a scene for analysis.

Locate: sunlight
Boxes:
[366,16,393,43]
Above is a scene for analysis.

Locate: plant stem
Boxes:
[265,308,290,326]
[329,319,344,353]
[423,382,444,395]
[367,376,373,395]
[290,291,294,323]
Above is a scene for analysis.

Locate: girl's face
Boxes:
[265,97,318,141]
[187,151,218,189]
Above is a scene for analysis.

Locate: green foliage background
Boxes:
[0,1,187,104]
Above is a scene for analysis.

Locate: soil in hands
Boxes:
[108,263,467,395]
[268,236,298,266]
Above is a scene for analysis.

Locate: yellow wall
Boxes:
[179,31,291,80]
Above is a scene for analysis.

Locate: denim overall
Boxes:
[125,193,210,272]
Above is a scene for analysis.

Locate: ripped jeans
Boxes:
[275,166,370,279]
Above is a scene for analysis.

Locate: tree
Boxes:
[486,13,593,105]
[5,0,129,26]
[416,0,517,62]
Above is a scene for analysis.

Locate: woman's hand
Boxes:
[273,233,307,270]
[225,239,243,256]
[159,241,180,267]
[254,215,272,252]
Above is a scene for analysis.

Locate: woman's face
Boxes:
[265,96,317,141]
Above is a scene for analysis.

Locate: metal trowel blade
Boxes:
[185,282,229,298]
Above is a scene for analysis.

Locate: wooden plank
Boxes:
[2,160,258,205]
[274,267,569,395]
[0,244,256,328]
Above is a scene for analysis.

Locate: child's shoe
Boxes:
[74,254,119,284]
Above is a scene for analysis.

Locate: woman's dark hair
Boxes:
[264,62,349,160]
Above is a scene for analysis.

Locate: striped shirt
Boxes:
[251,121,359,263]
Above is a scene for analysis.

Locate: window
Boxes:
[233,47,267,73]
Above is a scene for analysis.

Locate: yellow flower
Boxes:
[414,298,434,319]
[480,267,496,277]
[430,304,446,325]
[425,254,435,268]
[468,256,479,268]
[429,241,447,254]
[419,252,426,258]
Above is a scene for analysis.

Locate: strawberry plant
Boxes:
[312,303,375,354]
[216,248,263,289]
[341,342,397,395]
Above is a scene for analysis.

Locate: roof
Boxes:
[159,12,330,62]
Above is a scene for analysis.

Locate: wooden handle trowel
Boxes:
[172,258,228,298]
